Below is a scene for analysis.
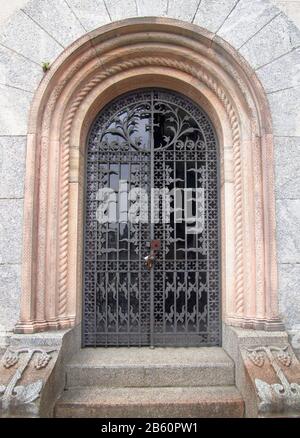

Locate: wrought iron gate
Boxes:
[83,89,220,347]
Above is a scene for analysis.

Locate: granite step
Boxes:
[65,347,235,388]
[55,385,244,418]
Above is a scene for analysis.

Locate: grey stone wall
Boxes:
[0,0,299,336]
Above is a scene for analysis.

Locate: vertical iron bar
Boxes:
[138,157,142,346]
[206,141,210,341]
[150,90,155,347]
[94,149,98,347]
[184,158,188,340]
[196,154,199,336]
[117,161,120,346]
[128,158,131,345]
[173,130,177,341]
[163,149,166,344]
[105,160,110,346]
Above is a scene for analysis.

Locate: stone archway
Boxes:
[16,17,281,335]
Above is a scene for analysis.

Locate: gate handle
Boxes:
[144,239,161,270]
[144,253,155,270]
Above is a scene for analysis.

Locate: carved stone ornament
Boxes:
[246,346,300,415]
[0,348,56,411]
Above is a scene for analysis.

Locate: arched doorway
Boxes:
[16,18,282,336]
[83,88,220,347]
[8,14,291,419]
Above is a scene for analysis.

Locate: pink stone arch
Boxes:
[16,18,282,334]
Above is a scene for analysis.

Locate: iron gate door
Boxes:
[83,89,220,347]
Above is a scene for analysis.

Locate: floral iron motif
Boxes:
[246,346,300,413]
[0,348,56,411]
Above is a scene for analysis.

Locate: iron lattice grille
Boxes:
[83,89,220,347]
